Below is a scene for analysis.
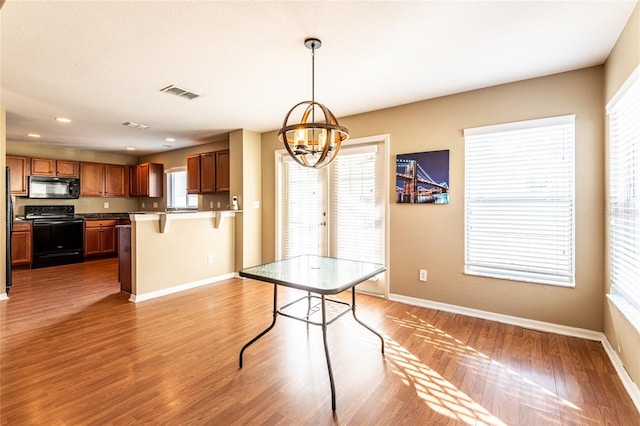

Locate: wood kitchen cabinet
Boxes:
[129,162,163,197]
[186,150,229,194]
[80,162,104,196]
[200,152,216,193]
[31,158,78,178]
[80,162,127,197]
[84,220,117,256]
[6,155,29,195]
[11,221,32,266]
[215,150,230,192]
[104,164,127,197]
[186,154,201,194]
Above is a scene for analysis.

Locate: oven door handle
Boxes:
[33,220,83,226]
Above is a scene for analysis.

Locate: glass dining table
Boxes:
[238,254,387,412]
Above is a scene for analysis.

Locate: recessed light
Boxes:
[27,133,41,138]
[165,138,175,142]
[125,147,136,151]
[55,117,71,123]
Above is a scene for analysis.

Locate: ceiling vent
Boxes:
[122,121,149,129]
[160,85,200,100]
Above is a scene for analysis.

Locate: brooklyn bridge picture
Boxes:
[396,149,450,204]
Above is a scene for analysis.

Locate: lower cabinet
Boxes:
[84,220,117,256]
[11,222,32,266]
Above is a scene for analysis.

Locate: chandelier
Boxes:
[278,38,349,168]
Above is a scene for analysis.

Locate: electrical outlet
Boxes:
[142,202,145,208]
[153,202,158,208]
[103,202,109,209]
[419,269,428,282]
[207,254,214,264]
[217,201,221,209]
[210,201,214,209]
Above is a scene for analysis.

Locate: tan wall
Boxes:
[603,2,640,397]
[262,66,605,331]
[131,214,235,297]
[229,129,262,270]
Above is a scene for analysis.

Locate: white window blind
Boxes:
[329,145,383,263]
[464,115,575,286]
[608,68,640,311]
[282,159,325,258]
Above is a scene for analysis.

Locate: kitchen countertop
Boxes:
[75,213,131,220]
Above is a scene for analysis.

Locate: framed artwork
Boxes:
[396,149,450,204]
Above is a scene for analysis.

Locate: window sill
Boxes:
[607,293,640,335]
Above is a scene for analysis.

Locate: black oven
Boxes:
[26,206,84,269]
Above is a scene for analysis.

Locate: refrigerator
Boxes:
[5,166,12,294]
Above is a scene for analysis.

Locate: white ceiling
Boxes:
[1,0,637,156]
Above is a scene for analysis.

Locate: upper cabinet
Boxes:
[80,162,128,197]
[31,158,78,178]
[215,150,230,192]
[186,154,201,194]
[129,162,163,197]
[6,155,29,196]
[187,150,229,195]
[105,164,128,197]
[80,162,104,196]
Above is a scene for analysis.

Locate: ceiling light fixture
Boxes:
[55,117,71,123]
[125,147,136,151]
[27,133,41,138]
[278,38,348,168]
[165,137,176,142]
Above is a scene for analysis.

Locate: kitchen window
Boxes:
[464,115,576,287]
[167,170,197,209]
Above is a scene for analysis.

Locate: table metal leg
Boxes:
[239,284,278,368]
[351,289,385,354]
[321,294,337,411]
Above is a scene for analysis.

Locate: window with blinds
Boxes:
[281,159,325,258]
[607,67,640,312]
[330,145,383,263]
[464,115,576,286]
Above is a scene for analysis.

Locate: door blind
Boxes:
[464,115,575,286]
[329,145,383,263]
[282,158,325,258]
[608,68,640,311]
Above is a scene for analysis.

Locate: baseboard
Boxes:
[601,335,640,412]
[130,272,236,303]
[388,294,603,340]
[388,293,640,413]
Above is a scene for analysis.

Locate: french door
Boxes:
[277,138,387,295]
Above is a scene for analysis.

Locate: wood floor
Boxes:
[1,259,638,425]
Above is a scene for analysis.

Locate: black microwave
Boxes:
[28,176,80,199]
